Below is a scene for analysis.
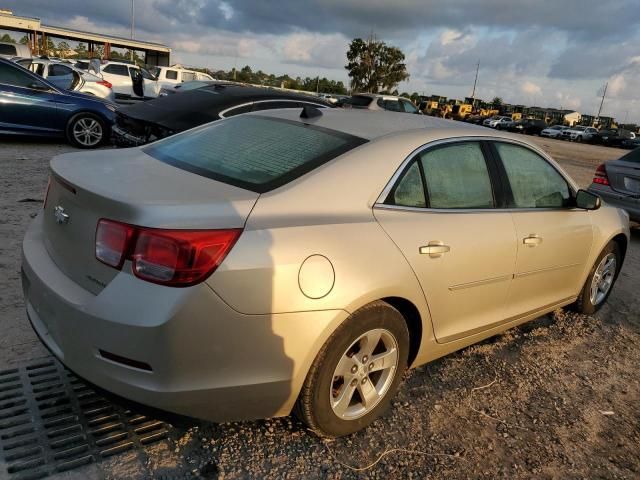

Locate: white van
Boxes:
[150,65,214,90]
[0,41,30,59]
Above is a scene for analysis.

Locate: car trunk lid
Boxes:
[44,148,258,294]
[606,159,640,197]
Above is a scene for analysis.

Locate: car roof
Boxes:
[250,107,487,141]
[354,93,401,101]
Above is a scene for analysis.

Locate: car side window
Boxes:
[48,64,72,77]
[420,142,494,209]
[182,72,196,82]
[165,70,178,80]
[0,62,37,88]
[385,100,402,112]
[495,142,571,208]
[103,64,128,76]
[401,100,418,113]
[388,161,426,208]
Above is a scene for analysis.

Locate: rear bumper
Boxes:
[21,213,346,421]
[588,184,640,222]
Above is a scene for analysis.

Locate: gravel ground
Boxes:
[0,135,638,479]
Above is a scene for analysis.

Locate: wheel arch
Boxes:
[611,232,628,265]
[381,296,423,367]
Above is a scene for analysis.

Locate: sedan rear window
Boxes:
[144,115,367,193]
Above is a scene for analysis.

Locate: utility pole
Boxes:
[130,0,135,60]
[470,62,479,108]
[595,81,608,126]
[316,76,320,95]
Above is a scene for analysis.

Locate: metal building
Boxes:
[0,10,170,66]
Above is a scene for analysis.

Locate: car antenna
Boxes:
[300,105,322,119]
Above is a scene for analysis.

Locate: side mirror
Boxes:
[575,189,601,210]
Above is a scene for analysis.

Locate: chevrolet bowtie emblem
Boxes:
[54,205,69,224]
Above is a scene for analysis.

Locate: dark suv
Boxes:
[509,118,547,135]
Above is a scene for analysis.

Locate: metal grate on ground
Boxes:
[0,357,176,479]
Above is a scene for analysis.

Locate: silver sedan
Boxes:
[22,109,629,437]
[16,57,115,102]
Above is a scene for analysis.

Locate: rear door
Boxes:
[491,141,593,317]
[0,61,61,135]
[374,140,518,343]
[102,64,132,97]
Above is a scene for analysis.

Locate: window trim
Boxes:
[375,136,580,213]
[383,140,499,210]
[218,99,329,119]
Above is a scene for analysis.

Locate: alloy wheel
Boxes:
[590,253,616,306]
[330,328,399,420]
[72,117,103,147]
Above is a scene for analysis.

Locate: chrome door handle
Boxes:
[419,242,450,257]
[523,235,543,246]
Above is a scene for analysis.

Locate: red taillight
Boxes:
[593,163,610,186]
[95,219,241,287]
[97,80,113,89]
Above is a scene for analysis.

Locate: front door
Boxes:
[374,141,518,343]
[0,61,60,135]
[490,141,594,317]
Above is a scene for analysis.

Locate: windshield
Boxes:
[143,115,368,193]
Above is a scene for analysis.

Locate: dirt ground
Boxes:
[0,135,638,479]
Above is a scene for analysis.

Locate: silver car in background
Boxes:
[16,57,115,101]
[589,148,640,222]
[540,125,569,138]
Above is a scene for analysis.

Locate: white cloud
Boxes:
[521,81,541,96]
[280,32,349,69]
[219,1,234,21]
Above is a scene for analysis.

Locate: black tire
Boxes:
[66,112,107,149]
[570,241,621,314]
[576,135,583,143]
[295,301,410,437]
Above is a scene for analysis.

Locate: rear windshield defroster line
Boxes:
[143,115,368,193]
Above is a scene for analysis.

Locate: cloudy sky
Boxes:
[4,0,639,122]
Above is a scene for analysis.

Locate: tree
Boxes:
[0,33,15,43]
[19,35,29,45]
[345,37,409,93]
[491,97,503,107]
[56,41,71,58]
[75,43,87,57]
